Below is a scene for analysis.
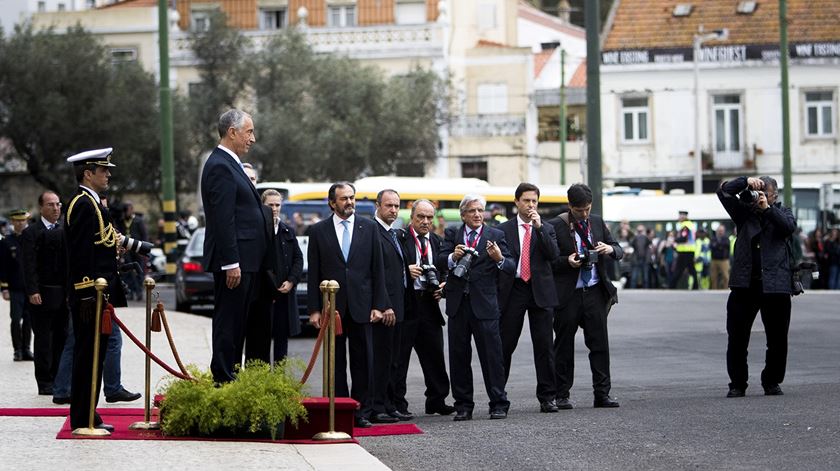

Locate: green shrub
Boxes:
[159,360,308,439]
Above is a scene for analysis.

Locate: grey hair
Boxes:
[459,194,486,214]
[261,189,282,203]
[218,109,251,138]
[410,199,436,218]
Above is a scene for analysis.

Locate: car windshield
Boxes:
[186,228,205,258]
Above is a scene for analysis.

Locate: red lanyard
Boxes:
[409,226,430,261]
[464,226,483,249]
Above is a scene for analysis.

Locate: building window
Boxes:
[477,1,498,30]
[109,47,138,63]
[461,161,488,181]
[328,5,356,27]
[37,1,46,12]
[191,11,212,32]
[713,94,742,154]
[804,91,835,138]
[57,3,66,11]
[395,0,426,25]
[260,8,287,30]
[620,97,650,143]
[477,83,508,115]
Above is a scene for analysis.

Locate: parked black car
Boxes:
[174,201,376,330]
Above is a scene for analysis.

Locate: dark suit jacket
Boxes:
[20,219,68,309]
[266,215,304,337]
[200,146,268,273]
[375,223,408,322]
[400,229,445,325]
[0,232,26,292]
[497,218,560,310]
[64,188,126,307]
[438,224,515,320]
[306,215,388,324]
[548,213,622,310]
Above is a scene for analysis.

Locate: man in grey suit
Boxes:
[200,109,268,383]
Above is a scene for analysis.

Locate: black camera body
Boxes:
[120,235,153,256]
[420,264,441,291]
[738,188,761,205]
[451,247,479,279]
[577,249,599,269]
[791,261,818,296]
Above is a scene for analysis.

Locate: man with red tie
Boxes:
[497,183,561,413]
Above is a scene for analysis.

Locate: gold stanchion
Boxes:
[130,278,160,430]
[320,280,330,397]
[72,278,110,437]
[313,280,351,441]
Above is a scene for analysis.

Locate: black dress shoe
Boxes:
[38,386,54,396]
[763,384,783,396]
[453,410,472,421]
[594,396,620,408]
[13,351,23,361]
[21,350,34,361]
[354,417,373,428]
[727,387,746,398]
[94,423,114,432]
[105,388,141,403]
[52,396,71,405]
[370,412,399,424]
[489,409,507,419]
[389,410,414,421]
[556,397,574,410]
[425,404,456,416]
[540,400,559,413]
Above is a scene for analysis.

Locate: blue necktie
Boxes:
[340,220,351,261]
[467,230,477,246]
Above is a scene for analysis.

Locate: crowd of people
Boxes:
[0,107,811,431]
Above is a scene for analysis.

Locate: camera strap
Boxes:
[410,226,431,264]
[464,225,483,249]
[571,220,594,252]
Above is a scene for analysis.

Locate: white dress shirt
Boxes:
[333,213,355,254]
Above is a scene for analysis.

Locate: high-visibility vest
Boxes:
[675,220,697,253]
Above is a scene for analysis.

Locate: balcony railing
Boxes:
[171,23,444,66]
[450,114,527,137]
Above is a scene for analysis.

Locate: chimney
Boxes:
[558,0,571,23]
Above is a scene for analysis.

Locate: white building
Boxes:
[599,0,840,193]
[0,0,121,35]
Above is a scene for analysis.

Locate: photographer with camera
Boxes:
[717,176,797,398]
[392,199,455,418]
[439,195,515,421]
[549,183,623,409]
[497,183,561,413]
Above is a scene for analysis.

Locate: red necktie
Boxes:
[521,224,531,282]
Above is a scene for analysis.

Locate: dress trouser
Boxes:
[392,291,451,412]
[553,285,612,400]
[9,290,31,354]
[332,317,373,419]
[369,321,397,416]
[69,297,108,429]
[726,284,791,390]
[29,302,68,391]
[500,279,556,403]
[448,296,509,413]
[210,271,257,383]
[669,252,699,289]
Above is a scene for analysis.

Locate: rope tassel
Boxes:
[151,302,163,332]
[101,303,114,335]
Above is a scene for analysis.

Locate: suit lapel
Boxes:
[324,217,345,265]
[507,221,521,258]
[346,219,363,263]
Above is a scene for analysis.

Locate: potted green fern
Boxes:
[159,359,308,440]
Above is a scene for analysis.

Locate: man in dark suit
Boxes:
[20,191,69,396]
[549,183,623,410]
[200,109,268,383]
[307,182,388,428]
[497,183,560,413]
[439,195,514,421]
[64,147,127,431]
[394,199,455,417]
[369,189,406,424]
[245,189,303,363]
[1,209,33,362]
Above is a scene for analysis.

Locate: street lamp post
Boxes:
[693,26,728,194]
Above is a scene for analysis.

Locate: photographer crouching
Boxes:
[717,176,796,398]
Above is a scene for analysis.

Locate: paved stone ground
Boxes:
[2,289,838,470]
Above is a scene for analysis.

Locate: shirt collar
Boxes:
[217,145,242,166]
[333,213,355,228]
[41,216,57,228]
[517,214,531,226]
[375,216,392,231]
[79,185,99,202]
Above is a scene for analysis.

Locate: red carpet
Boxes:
[0,407,141,417]
[355,423,423,437]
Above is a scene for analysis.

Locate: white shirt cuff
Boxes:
[222,263,240,271]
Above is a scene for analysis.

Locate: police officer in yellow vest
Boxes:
[669,210,699,289]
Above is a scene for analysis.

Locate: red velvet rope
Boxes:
[110,312,194,381]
